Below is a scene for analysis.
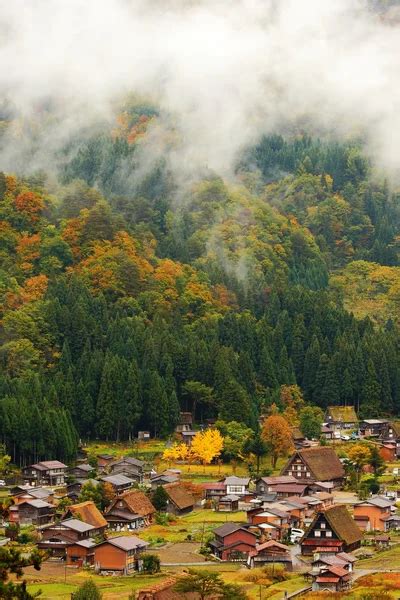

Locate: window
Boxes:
[314,530,321,537]
[306,472,311,477]
[326,531,332,537]
[320,523,326,529]
[229,486,243,494]
[297,465,302,471]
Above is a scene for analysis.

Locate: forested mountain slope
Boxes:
[1,104,400,464]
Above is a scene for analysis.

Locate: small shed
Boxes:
[217,495,240,512]
[375,534,390,549]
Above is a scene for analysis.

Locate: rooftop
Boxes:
[306,505,362,546]
[101,474,134,486]
[274,483,307,493]
[224,476,250,486]
[65,501,107,529]
[73,539,97,549]
[107,489,156,518]
[105,535,149,551]
[326,406,358,423]
[164,483,195,510]
[214,523,250,537]
[15,487,52,499]
[33,460,67,470]
[285,447,345,482]
[258,475,297,486]
[357,496,393,508]
[109,456,144,468]
[61,518,95,533]
[70,463,93,473]
[19,499,52,509]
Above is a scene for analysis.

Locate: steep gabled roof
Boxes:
[326,406,358,423]
[387,421,400,437]
[295,447,345,481]
[304,505,361,546]
[65,501,107,529]
[164,483,195,510]
[107,489,155,518]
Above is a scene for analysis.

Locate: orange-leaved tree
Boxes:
[261,414,294,469]
[14,190,44,222]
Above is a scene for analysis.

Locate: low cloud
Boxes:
[0,0,400,179]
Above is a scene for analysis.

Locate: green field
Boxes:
[357,543,400,570]
[139,509,247,545]
[26,571,167,600]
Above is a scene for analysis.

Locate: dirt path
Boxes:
[153,541,204,564]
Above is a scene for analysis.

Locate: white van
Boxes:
[290,528,304,543]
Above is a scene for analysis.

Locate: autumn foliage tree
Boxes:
[14,190,44,222]
[191,429,224,465]
[162,430,224,466]
[261,415,294,468]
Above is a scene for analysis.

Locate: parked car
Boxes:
[290,528,304,543]
[0,480,6,487]
[341,434,350,441]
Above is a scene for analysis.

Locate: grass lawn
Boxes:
[139,509,248,545]
[84,438,290,481]
[215,569,306,600]
[26,569,168,600]
[262,575,308,600]
[84,439,167,462]
[182,509,246,523]
[357,543,400,570]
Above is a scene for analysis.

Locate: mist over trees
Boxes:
[1,1,400,463]
[0,97,400,464]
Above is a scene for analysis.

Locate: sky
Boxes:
[0,0,400,180]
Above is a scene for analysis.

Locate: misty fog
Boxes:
[1,0,400,180]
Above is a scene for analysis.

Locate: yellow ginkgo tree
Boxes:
[162,429,224,467]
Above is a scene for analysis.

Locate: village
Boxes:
[1,406,400,599]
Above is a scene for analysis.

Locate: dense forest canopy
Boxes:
[0,95,400,465]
